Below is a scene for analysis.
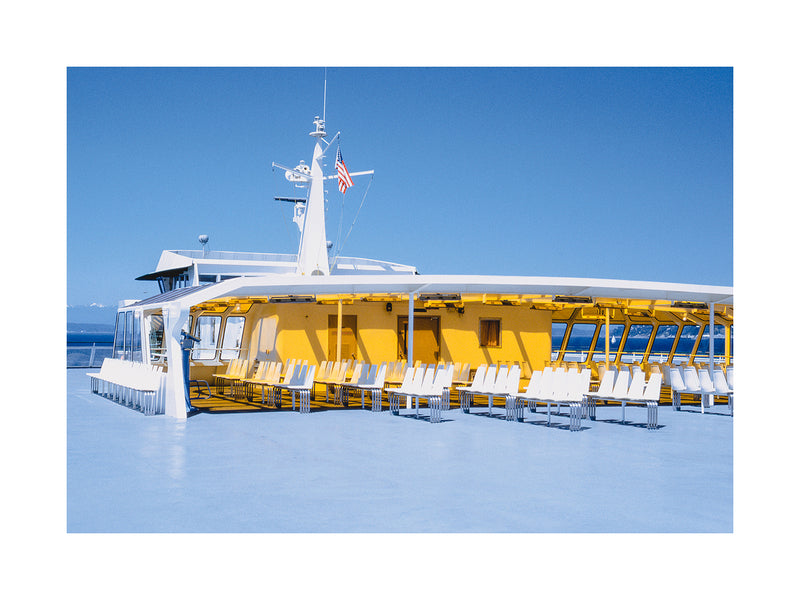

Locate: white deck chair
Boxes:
[501,365,523,421]
[457,364,486,412]
[388,366,415,414]
[713,368,734,416]
[418,363,454,423]
[698,368,717,410]
[460,364,500,414]
[617,372,663,429]
[389,366,426,415]
[333,362,364,406]
[288,364,316,413]
[354,362,387,411]
[681,366,707,412]
[484,365,510,416]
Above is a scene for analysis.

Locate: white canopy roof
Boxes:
[129,273,733,310]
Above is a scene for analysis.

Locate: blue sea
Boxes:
[67,328,114,367]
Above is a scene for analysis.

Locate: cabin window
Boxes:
[650,324,678,363]
[696,324,727,364]
[124,311,133,359]
[328,315,358,361]
[674,325,700,364]
[593,323,624,362]
[113,312,125,359]
[193,315,222,360]
[621,324,653,363]
[729,326,734,359]
[551,322,568,360]
[132,312,142,362]
[146,313,165,363]
[564,323,597,362]
[479,319,501,347]
[220,316,246,360]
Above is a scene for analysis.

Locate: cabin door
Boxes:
[398,316,440,364]
[328,314,358,361]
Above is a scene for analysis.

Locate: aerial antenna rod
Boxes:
[322,67,327,125]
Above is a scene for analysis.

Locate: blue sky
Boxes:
[67,67,732,306]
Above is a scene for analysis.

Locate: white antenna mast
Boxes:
[322,68,327,125]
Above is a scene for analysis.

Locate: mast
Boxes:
[296,116,331,276]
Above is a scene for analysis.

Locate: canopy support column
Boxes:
[336,299,343,362]
[164,301,190,419]
[605,308,610,369]
[407,292,415,409]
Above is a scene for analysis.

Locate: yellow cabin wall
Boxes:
[196,300,553,374]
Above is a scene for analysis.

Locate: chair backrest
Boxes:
[505,365,521,395]
[595,369,616,396]
[432,364,452,393]
[549,369,569,400]
[442,363,455,390]
[420,365,437,395]
[642,372,663,401]
[409,366,427,395]
[625,370,646,399]
[362,364,377,386]
[668,366,685,391]
[479,365,497,392]
[281,360,297,384]
[537,368,556,398]
[302,365,316,389]
[610,369,630,399]
[726,366,734,389]
[250,361,266,381]
[681,366,701,392]
[290,364,307,386]
[524,370,542,397]
[468,365,487,390]
[395,361,407,379]
[713,369,731,394]
[567,368,591,402]
[331,361,347,383]
[698,368,715,393]
[491,366,509,394]
[374,363,387,388]
[348,362,363,385]
[660,363,672,387]
[396,366,415,393]
[267,362,282,383]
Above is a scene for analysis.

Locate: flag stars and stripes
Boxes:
[336,146,354,194]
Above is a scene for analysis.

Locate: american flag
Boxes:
[336,146,354,194]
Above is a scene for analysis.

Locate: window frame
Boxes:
[479,318,502,348]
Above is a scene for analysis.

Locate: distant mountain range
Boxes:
[67,304,118,328]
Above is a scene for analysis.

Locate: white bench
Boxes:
[87,358,165,415]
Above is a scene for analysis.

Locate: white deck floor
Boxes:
[67,369,733,533]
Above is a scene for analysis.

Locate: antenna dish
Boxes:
[285,160,312,185]
[198,234,209,245]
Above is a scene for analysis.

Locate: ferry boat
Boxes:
[101,112,734,419]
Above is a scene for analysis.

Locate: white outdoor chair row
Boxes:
[87,358,166,416]
[663,365,733,416]
[456,364,521,419]
[388,364,455,423]
[582,367,663,429]
[335,362,390,411]
[243,360,284,402]
[248,359,314,412]
[515,367,592,431]
[212,358,250,396]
